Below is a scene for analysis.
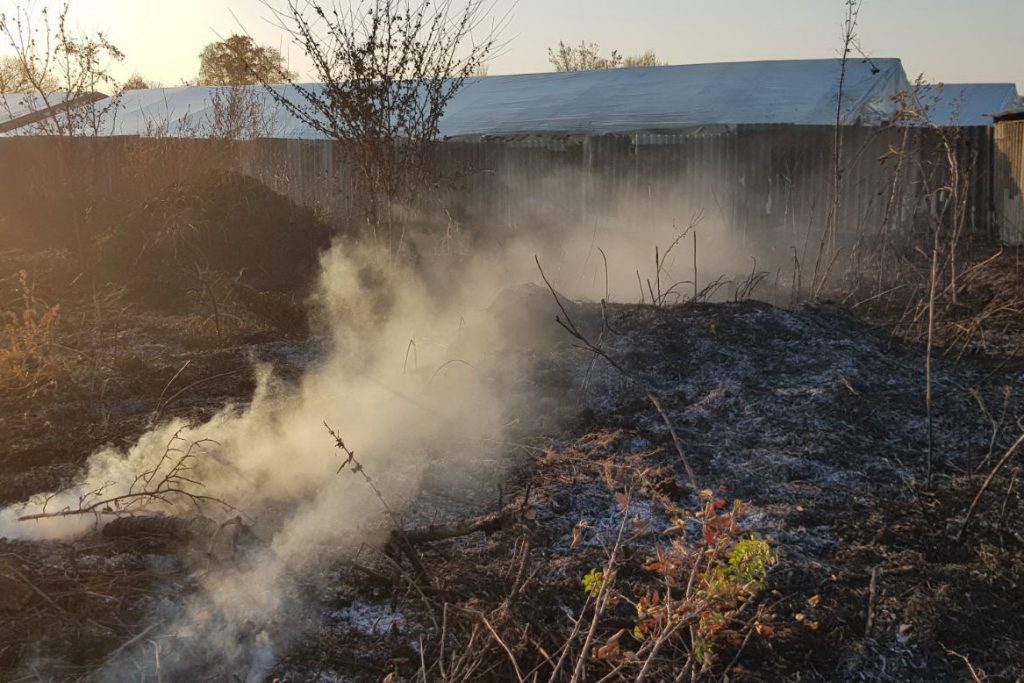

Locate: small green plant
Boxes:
[587,487,778,677]
[582,568,605,597]
[726,537,776,585]
[708,536,776,595]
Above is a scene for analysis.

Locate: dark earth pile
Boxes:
[98,169,333,308]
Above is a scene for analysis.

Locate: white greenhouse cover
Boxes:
[6,58,913,137]
[915,83,1021,126]
[1,92,76,124]
[1,91,108,133]
[439,58,910,135]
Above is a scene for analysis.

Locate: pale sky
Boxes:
[5,0,1023,89]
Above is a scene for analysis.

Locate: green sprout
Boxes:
[707,536,776,597]
[726,537,776,587]
[582,568,605,597]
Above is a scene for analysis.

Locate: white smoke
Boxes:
[1,170,798,677]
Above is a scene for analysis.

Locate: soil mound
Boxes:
[99,170,333,306]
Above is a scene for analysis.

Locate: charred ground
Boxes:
[1,174,1023,681]
[271,297,1024,681]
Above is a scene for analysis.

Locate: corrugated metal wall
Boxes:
[0,124,1005,251]
[234,125,999,248]
[995,120,1024,245]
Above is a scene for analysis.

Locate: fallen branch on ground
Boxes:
[17,432,239,523]
[394,507,521,547]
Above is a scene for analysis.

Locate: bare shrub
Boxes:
[811,0,865,297]
[548,41,664,71]
[0,269,60,392]
[202,85,281,140]
[262,0,507,251]
[19,430,237,523]
[0,1,123,136]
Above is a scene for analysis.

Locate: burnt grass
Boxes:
[0,174,326,677]
[2,229,1024,678]
[0,171,332,502]
[272,298,1024,682]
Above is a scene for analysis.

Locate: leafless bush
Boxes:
[811,0,865,298]
[202,86,281,140]
[846,81,985,339]
[0,1,123,136]
[262,0,507,251]
[547,41,664,71]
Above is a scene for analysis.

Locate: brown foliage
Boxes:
[197,35,293,87]
[0,269,60,392]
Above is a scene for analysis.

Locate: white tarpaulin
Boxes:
[5,58,914,138]
[439,58,910,136]
[1,92,107,132]
[1,93,40,124]
[1,92,76,125]
[916,83,1021,127]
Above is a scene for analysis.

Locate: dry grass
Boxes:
[0,269,60,392]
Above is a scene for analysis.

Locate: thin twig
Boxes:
[958,430,1024,539]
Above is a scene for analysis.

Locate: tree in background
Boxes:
[0,54,58,92]
[263,0,506,252]
[197,34,294,86]
[120,72,158,91]
[548,41,620,71]
[548,40,664,72]
[623,49,662,68]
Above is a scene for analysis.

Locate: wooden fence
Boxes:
[994,119,1024,245]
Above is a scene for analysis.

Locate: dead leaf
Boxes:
[662,518,687,535]
[629,515,650,535]
[593,630,623,660]
[615,492,629,514]
[795,613,818,629]
[571,521,591,548]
